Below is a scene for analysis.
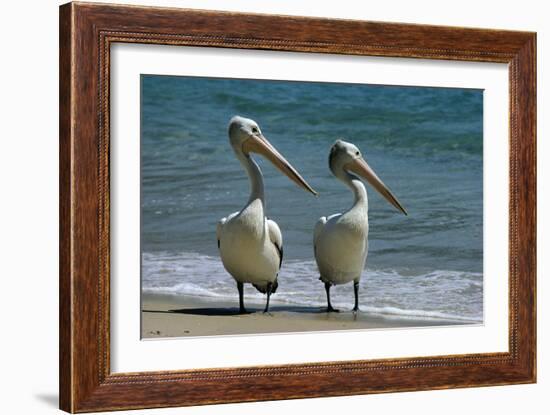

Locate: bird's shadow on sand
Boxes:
[143,305,327,316]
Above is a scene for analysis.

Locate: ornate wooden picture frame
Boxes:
[59,2,536,412]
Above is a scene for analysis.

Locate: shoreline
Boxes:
[142,292,473,338]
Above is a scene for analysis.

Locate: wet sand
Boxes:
[142,293,465,338]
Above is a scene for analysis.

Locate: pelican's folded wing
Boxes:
[216,217,227,249]
[313,216,328,254]
[267,219,283,269]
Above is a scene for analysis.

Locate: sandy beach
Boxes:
[141,293,466,338]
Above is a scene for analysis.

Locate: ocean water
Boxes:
[141,75,483,322]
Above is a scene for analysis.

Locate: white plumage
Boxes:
[314,140,407,312]
[217,201,281,290]
[217,116,316,313]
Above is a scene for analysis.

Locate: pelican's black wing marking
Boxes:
[274,242,283,270]
[217,238,220,249]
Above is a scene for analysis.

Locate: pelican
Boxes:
[217,116,317,314]
[314,140,407,312]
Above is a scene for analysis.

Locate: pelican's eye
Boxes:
[251,126,259,134]
[355,151,360,156]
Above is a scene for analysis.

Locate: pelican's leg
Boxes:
[324,282,339,313]
[237,281,247,314]
[263,282,273,313]
[352,280,360,313]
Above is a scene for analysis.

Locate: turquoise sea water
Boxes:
[141,75,483,322]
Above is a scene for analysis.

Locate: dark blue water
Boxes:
[141,75,483,321]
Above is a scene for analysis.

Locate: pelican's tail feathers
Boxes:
[253,278,278,295]
[319,275,331,284]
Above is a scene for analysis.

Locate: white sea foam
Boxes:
[142,251,483,323]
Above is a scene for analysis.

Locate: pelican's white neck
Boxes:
[334,165,368,209]
[235,148,265,208]
[348,174,367,203]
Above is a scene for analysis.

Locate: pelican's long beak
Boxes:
[346,158,407,215]
[243,134,318,196]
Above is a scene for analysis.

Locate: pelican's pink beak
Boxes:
[345,157,407,215]
[242,134,318,196]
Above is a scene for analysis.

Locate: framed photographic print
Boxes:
[59,2,536,412]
